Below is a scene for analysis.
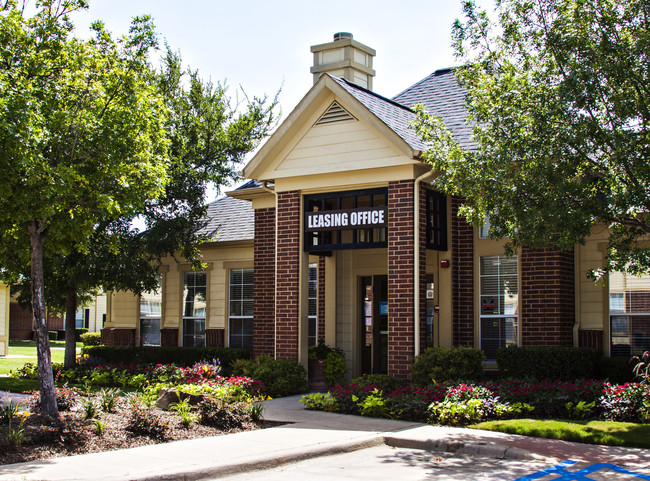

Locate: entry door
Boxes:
[360,275,388,375]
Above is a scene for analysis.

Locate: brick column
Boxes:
[387,180,426,379]
[520,248,575,346]
[451,196,474,346]
[253,208,276,357]
[275,191,301,360]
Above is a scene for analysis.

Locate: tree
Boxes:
[10,48,275,370]
[413,0,650,277]
[0,0,170,418]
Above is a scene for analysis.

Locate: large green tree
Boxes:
[414,0,650,277]
[0,0,170,418]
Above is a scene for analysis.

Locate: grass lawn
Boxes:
[473,418,650,449]
[0,340,82,375]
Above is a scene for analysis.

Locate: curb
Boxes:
[383,435,556,462]
[129,434,386,481]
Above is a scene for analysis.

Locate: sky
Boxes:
[68,0,493,198]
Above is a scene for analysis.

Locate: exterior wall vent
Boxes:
[315,101,357,126]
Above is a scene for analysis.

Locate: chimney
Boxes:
[310,32,376,90]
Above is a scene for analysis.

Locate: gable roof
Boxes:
[392,68,475,150]
[328,76,427,152]
[195,195,254,242]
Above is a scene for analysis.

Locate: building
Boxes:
[103,33,650,378]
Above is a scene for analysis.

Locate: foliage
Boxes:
[428,384,526,426]
[632,351,650,383]
[414,0,650,276]
[81,346,251,374]
[600,383,650,423]
[565,401,597,420]
[198,398,256,430]
[599,356,637,384]
[308,340,344,360]
[497,346,602,381]
[300,392,339,412]
[0,399,20,425]
[79,332,102,347]
[81,397,98,420]
[96,388,120,413]
[126,396,169,440]
[0,410,29,446]
[28,383,83,412]
[231,355,308,398]
[323,351,346,387]
[410,346,484,386]
[170,399,198,427]
[350,374,407,392]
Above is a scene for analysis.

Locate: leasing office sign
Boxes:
[305,206,387,232]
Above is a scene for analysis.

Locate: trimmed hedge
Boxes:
[497,346,602,381]
[231,355,308,398]
[410,346,485,386]
[81,346,252,376]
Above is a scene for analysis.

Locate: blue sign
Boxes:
[380,301,388,315]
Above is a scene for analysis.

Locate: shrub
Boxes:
[75,328,89,341]
[81,346,251,375]
[199,397,254,430]
[351,374,407,392]
[80,332,102,347]
[323,351,346,387]
[233,356,308,398]
[410,346,484,386]
[48,331,58,340]
[599,356,636,384]
[497,346,602,381]
[126,397,168,440]
[301,392,338,412]
[600,382,650,423]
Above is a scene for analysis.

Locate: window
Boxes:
[75,309,89,329]
[308,264,317,346]
[229,268,253,350]
[479,255,518,360]
[479,214,492,239]
[609,271,650,356]
[183,271,206,347]
[140,280,162,346]
[426,190,447,250]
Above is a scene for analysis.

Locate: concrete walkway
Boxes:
[0,394,648,480]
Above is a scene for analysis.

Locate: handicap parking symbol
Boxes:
[514,460,650,480]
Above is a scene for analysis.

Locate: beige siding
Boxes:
[106,290,139,328]
[273,121,414,178]
[575,228,608,331]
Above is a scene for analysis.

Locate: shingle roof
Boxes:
[194,195,254,242]
[329,75,427,152]
[392,68,475,150]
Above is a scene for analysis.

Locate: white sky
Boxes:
[69,0,493,199]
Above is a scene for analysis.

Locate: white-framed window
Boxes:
[609,271,650,356]
[308,264,317,346]
[229,268,254,350]
[75,308,89,329]
[183,271,206,347]
[479,255,519,360]
[140,278,162,346]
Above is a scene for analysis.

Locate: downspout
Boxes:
[262,181,279,359]
[414,170,435,357]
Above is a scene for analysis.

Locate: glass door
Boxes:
[360,275,388,374]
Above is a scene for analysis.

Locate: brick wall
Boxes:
[253,207,276,357]
[387,180,426,379]
[275,191,300,360]
[520,247,575,346]
[451,196,474,346]
[9,302,64,340]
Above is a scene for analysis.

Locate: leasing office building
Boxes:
[103,33,650,378]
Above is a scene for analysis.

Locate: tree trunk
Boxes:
[64,291,77,369]
[29,221,59,419]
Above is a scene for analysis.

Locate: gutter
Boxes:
[413,170,435,356]
[261,181,279,359]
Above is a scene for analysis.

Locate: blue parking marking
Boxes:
[514,460,650,481]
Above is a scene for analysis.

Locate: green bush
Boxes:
[323,351,346,387]
[81,346,251,375]
[231,355,308,398]
[497,346,602,381]
[351,374,407,391]
[410,346,485,386]
[80,332,101,347]
[48,331,58,340]
[75,328,88,341]
[599,356,637,384]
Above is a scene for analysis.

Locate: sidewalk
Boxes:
[0,393,648,481]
